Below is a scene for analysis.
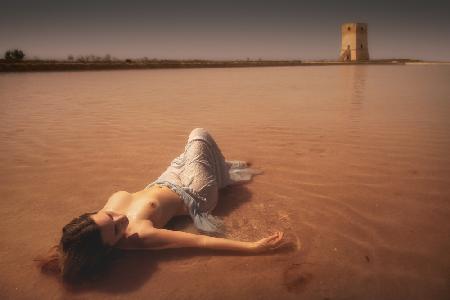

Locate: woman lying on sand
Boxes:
[38,128,284,283]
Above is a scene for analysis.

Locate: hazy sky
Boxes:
[1,0,449,61]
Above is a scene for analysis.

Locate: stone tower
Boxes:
[339,22,369,61]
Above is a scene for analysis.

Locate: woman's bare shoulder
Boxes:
[109,190,132,200]
[103,191,132,209]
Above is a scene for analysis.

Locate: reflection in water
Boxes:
[342,66,367,138]
[350,66,367,105]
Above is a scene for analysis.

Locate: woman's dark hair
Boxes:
[35,212,113,284]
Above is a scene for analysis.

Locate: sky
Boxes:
[1,0,449,61]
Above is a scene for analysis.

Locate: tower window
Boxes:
[361,27,364,31]
[361,44,363,49]
[347,26,351,31]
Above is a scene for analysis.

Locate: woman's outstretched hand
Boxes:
[250,231,284,253]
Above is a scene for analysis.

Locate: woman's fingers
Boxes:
[266,234,279,241]
[270,232,283,240]
[263,232,283,243]
[254,232,285,252]
[268,232,284,248]
[269,232,283,239]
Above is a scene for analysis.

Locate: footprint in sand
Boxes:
[282,263,313,293]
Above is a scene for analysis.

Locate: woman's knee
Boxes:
[189,128,213,142]
[190,127,208,136]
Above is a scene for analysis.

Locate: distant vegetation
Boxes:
[4,49,25,61]
[0,49,423,72]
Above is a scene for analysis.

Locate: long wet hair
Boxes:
[35,212,113,284]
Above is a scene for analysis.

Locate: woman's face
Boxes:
[91,211,129,246]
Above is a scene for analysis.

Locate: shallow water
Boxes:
[0,65,449,299]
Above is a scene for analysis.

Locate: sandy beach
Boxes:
[0,65,449,299]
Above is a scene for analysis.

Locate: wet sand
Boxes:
[0,65,449,299]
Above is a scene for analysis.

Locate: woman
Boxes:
[37,128,284,283]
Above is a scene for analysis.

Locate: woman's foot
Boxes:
[226,160,249,169]
[228,167,263,185]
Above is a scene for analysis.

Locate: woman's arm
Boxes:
[201,231,285,253]
[123,227,284,253]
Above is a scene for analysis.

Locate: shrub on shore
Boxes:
[4,49,25,61]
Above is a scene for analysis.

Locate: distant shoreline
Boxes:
[0,59,426,72]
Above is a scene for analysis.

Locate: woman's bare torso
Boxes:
[100,185,189,246]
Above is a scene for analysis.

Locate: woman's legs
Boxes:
[178,128,261,211]
[185,128,262,188]
[186,128,231,189]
